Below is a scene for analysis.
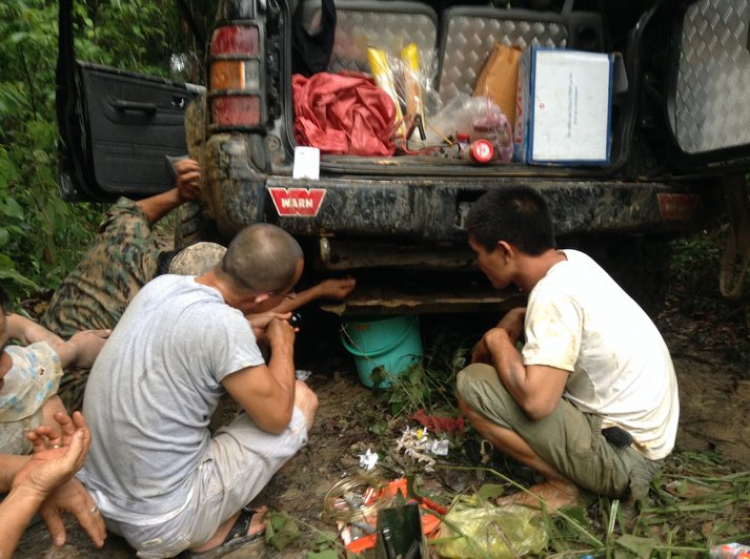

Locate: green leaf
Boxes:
[0,254,39,290]
[370,420,387,436]
[2,197,24,220]
[477,483,505,501]
[32,149,49,164]
[309,530,338,552]
[265,512,301,552]
[10,32,26,43]
[616,534,658,558]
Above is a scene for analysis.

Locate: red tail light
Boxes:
[211,26,259,55]
[208,23,264,129]
[212,97,261,127]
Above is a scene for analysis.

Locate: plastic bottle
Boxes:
[461,139,495,164]
[470,105,513,163]
[710,542,750,558]
[433,136,494,164]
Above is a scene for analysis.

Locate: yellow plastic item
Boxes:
[436,503,548,559]
[367,47,406,136]
[400,42,424,126]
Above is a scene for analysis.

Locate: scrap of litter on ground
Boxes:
[327,414,548,558]
[307,400,750,559]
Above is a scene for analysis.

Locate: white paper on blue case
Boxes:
[529,49,613,164]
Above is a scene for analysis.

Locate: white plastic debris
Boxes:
[295,369,312,381]
[359,448,379,471]
[394,426,451,472]
[430,438,450,456]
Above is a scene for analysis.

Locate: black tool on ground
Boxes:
[289,313,303,329]
[602,426,633,448]
[376,503,424,559]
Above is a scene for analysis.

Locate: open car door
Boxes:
[664,0,750,173]
[56,0,201,202]
[662,0,750,300]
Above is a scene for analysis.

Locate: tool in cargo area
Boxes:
[401,43,427,142]
[405,114,426,142]
[368,47,407,137]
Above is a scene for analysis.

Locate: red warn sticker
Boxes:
[657,193,699,220]
[268,187,326,217]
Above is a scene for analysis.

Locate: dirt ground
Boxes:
[12,295,750,558]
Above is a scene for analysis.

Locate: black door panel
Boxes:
[78,63,199,197]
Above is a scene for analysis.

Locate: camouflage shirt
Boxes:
[41,198,161,338]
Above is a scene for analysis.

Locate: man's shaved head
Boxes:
[219,224,303,293]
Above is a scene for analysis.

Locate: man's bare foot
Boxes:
[245,505,267,538]
[496,480,581,513]
[190,505,268,553]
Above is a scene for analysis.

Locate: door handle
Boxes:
[113,100,157,113]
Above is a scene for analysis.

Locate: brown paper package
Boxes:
[472,43,523,129]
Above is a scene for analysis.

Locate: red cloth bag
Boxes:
[293,72,396,156]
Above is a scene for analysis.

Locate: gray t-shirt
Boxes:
[79,275,264,521]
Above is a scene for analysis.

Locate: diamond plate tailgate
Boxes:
[674,0,750,154]
[303,0,438,75]
[438,7,568,104]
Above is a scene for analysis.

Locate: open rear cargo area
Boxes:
[283,0,640,178]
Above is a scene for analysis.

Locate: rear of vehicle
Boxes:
[57,0,750,315]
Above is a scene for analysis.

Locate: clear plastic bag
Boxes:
[436,502,548,559]
[470,97,513,163]
[365,41,439,149]
[424,94,488,144]
[425,94,513,163]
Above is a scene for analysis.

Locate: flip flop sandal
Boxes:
[188,507,266,559]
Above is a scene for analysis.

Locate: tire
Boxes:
[571,234,672,318]
[173,200,222,250]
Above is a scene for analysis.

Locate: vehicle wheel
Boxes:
[173,201,222,249]
[571,234,672,318]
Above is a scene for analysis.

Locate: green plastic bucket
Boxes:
[340,315,422,388]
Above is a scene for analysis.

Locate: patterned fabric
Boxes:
[168,242,226,276]
[41,198,160,339]
[0,342,63,454]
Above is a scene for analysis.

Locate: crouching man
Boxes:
[457,187,679,510]
[78,223,318,558]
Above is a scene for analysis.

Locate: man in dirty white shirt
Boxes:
[456,186,679,510]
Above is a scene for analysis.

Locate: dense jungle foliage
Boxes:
[0,0,211,301]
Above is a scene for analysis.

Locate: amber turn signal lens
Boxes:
[210,60,260,91]
[211,61,244,90]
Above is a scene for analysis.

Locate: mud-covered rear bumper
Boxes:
[270,177,703,241]
[203,132,705,244]
[212,176,704,243]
